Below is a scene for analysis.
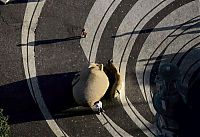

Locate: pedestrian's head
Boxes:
[82,29,85,32]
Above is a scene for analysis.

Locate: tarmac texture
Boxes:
[0,0,200,137]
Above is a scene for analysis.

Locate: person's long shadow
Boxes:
[17,36,82,47]
[0,72,94,125]
[111,17,200,38]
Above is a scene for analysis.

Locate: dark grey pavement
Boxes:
[0,0,200,136]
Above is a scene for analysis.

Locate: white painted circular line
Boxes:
[80,0,114,61]
[136,1,198,114]
[114,0,176,116]
[21,0,68,136]
[149,2,200,66]
[88,0,122,63]
[161,28,200,63]
[196,0,200,15]
[170,35,200,64]
[119,78,156,137]
[136,1,198,111]
[113,0,180,136]
[126,97,156,135]
[80,0,122,62]
[96,114,132,137]
[80,0,133,136]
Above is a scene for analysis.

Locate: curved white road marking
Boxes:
[80,0,114,61]
[155,2,199,64]
[80,0,122,62]
[113,0,178,136]
[126,98,156,132]
[80,0,133,136]
[80,0,198,136]
[96,114,132,137]
[136,1,198,109]
[88,0,122,63]
[170,35,200,64]
[21,1,68,136]
[196,0,200,14]
[114,0,175,116]
[162,30,199,64]
[120,83,156,137]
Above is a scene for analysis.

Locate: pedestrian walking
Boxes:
[81,29,87,38]
[94,101,105,115]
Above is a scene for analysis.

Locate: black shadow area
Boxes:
[37,72,80,113]
[0,72,95,125]
[17,36,82,47]
[135,48,200,137]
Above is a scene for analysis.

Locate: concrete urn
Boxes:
[72,63,109,107]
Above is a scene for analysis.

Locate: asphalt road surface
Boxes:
[0,0,200,137]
